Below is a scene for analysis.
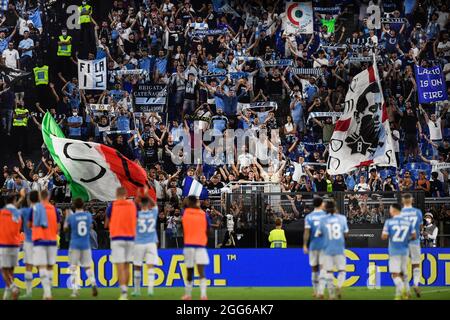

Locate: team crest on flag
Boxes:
[284,2,313,34]
[327,59,396,175]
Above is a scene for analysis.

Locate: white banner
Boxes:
[283,2,313,35]
[327,57,396,174]
[78,58,107,90]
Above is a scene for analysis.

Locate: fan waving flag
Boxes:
[42,113,151,201]
[327,58,396,175]
[283,2,314,34]
[182,176,209,200]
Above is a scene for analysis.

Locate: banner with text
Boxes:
[415,65,448,104]
[133,84,168,112]
[78,58,107,90]
[2,248,450,288]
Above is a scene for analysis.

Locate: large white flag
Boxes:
[327,62,396,175]
[78,58,107,90]
[283,2,314,34]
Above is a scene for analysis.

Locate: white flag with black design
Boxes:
[327,60,396,174]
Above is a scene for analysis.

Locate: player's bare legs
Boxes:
[411,263,421,298]
[147,264,155,296]
[132,265,142,296]
[198,264,207,300]
[85,266,98,297]
[401,272,411,299]
[21,263,33,299]
[326,271,335,300]
[46,265,54,299]
[117,262,130,300]
[336,269,346,299]
[392,272,405,300]
[311,265,319,298]
[182,267,194,300]
[1,268,19,300]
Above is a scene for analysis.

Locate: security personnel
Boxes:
[33,64,49,86]
[422,212,438,247]
[12,102,29,153]
[105,187,137,300]
[57,29,72,57]
[79,0,92,24]
[78,0,96,59]
[268,218,287,248]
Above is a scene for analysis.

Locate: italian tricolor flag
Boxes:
[42,113,153,201]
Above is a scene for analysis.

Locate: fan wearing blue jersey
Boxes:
[303,196,326,298]
[18,190,35,299]
[382,204,416,300]
[400,193,423,298]
[63,198,98,298]
[132,196,159,297]
[317,199,349,300]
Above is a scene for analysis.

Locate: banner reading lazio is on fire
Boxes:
[42,113,150,201]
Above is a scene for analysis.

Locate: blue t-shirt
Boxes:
[67,211,92,250]
[20,207,33,243]
[319,214,349,256]
[135,207,159,244]
[400,207,423,245]
[116,115,130,131]
[383,215,415,256]
[67,115,83,136]
[304,210,326,251]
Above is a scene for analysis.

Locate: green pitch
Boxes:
[14,286,450,300]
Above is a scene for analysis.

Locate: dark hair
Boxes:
[40,189,49,200]
[390,203,401,211]
[73,198,84,210]
[5,194,16,205]
[183,195,199,209]
[313,196,323,208]
[325,199,336,214]
[140,196,150,206]
[402,193,413,200]
[29,190,40,203]
[431,172,438,179]
[275,218,282,227]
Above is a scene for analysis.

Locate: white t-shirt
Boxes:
[313,57,328,68]
[444,63,450,82]
[2,48,19,69]
[238,153,254,170]
[354,182,370,192]
[427,119,442,141]
[392,129,400,152]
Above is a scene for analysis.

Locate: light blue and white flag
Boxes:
[0,0,8,12]
[183,176,209,200]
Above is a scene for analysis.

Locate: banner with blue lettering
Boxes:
[415,65,448,104]
[2,249,450,288]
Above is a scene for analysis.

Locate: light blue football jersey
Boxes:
[135,207,159,244]
[319,214,349,256]
[20,207,33,243]
[400,207,423,245]
[304,210,326,251]
[68,211,92,250]
[382,215,415,256]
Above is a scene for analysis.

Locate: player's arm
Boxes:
[104,203,113,229]
[303,217,310,254]
[343,217,349,239]
[381,221,389,240]
[63,209,70,233]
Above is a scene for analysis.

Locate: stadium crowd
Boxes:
[0,0,450,239]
